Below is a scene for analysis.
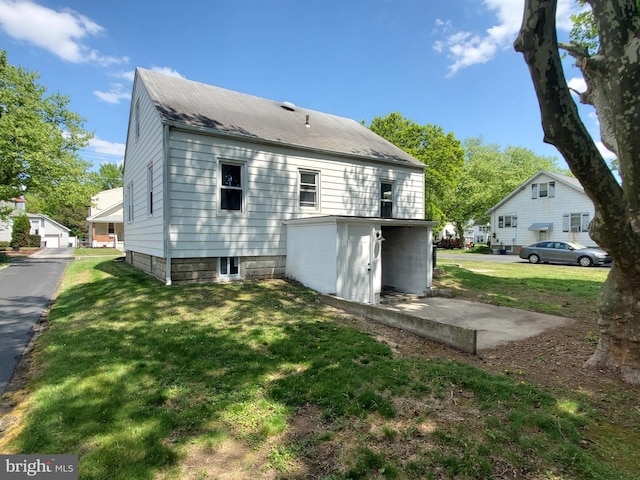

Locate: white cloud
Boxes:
[114,70,136,82]
[0,0,127,65]
[433,0,581,76]
[89,137,126,157]
[93,83,130,104]
[150,66,185,78]
[567,76,587,95]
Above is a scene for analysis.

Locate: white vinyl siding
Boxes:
[165,131,424,259]
[122,77,165,257]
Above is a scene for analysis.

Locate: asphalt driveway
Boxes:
[0,248,73,395]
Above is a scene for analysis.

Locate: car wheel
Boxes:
[578,256,593,267]
[528,254,540,264]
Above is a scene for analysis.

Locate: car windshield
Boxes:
[566,241,587,249]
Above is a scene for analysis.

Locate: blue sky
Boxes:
[0,0,610,170]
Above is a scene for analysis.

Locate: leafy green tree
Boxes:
[0,51,93,218]
[515,0,640,383]
[89,163,123,191]
[367,113,464,225]
[444,138,562,239]
[10,213,30,247]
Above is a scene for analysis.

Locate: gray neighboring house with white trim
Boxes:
[487,170,596,253]
[123,68,435,304]
[0,198,71,248]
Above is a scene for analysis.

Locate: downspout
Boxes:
[163,124,172,285]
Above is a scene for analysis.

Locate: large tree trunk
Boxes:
[515,0,640,384]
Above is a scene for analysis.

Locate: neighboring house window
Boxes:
[219,257,239,277]
[31,220,39,235]
[108,223,115,234]
[498,215,517,228]
[126,182,134,222]
[135,99,140,140]
[299,170,319,209]
[147,163,154,216]
[532,182,555,199]
[380,181,393,218]
[563,212,590,232]
[219,162,243,211]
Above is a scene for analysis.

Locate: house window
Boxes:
[135,99,140,140]
[498,215,517,228]
[563,212,590,232]
[108,223,115,234]
[219,257,239,277]
[147,163,154,216]
[532,182,555,199]
[220,162,243,211]
[380,181,393,218]
[299,170,319,209]
[126,182,134,222]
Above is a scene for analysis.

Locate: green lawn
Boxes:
[0,257,637,479]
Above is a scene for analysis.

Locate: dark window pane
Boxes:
[222,164,241,187]
[230,257,239,275]
[300,190,316,206]
[381,183,392,199]
[220,257,228,275]
[300,173,316,185]
[381,203,392,218]
[221,189,242,210]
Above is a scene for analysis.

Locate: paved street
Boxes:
[0,248,73,395]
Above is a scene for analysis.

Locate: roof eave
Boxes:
[163,120,425,171]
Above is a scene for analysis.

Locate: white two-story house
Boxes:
[487,170,596,253]
[123,68,436,304]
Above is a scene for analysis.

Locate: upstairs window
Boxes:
[532,181,555,199]
[135,99,140,140]
[380,181,393,218]
[220,163,243,211]
[498,215,517,228]
[299,170,319,209]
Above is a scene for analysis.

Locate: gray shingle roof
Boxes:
[137,68,423,167]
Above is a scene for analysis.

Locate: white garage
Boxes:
[285,216,436,304]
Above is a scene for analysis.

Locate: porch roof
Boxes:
[528,222,553,231]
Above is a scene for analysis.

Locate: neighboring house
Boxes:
[87,187,124,249]
[0,198,71,248]
[123,68,436,304]
[486,170,595,253]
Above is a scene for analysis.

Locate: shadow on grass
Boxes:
[5,259,628,479]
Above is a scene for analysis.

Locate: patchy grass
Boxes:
[435,259,608,318]
[0,258,637,479]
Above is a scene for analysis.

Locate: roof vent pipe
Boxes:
[305,115,310,128]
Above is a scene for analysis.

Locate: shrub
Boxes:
[29,235,42,247]
[11,214,31,247]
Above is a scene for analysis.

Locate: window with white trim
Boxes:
[563,212,590,232]
[498,214,517,228]
[126,182,134,222]
[147,163,154,216]
[299,170,319,209]
[219,162,244,212]
[135,99,140,140]
[532,181,555,199]
[219,257,239,277]
[380,181,393,218]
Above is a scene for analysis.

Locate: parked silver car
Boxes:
[518,241,612,267]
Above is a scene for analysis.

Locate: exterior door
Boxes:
[345,225,372,303]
